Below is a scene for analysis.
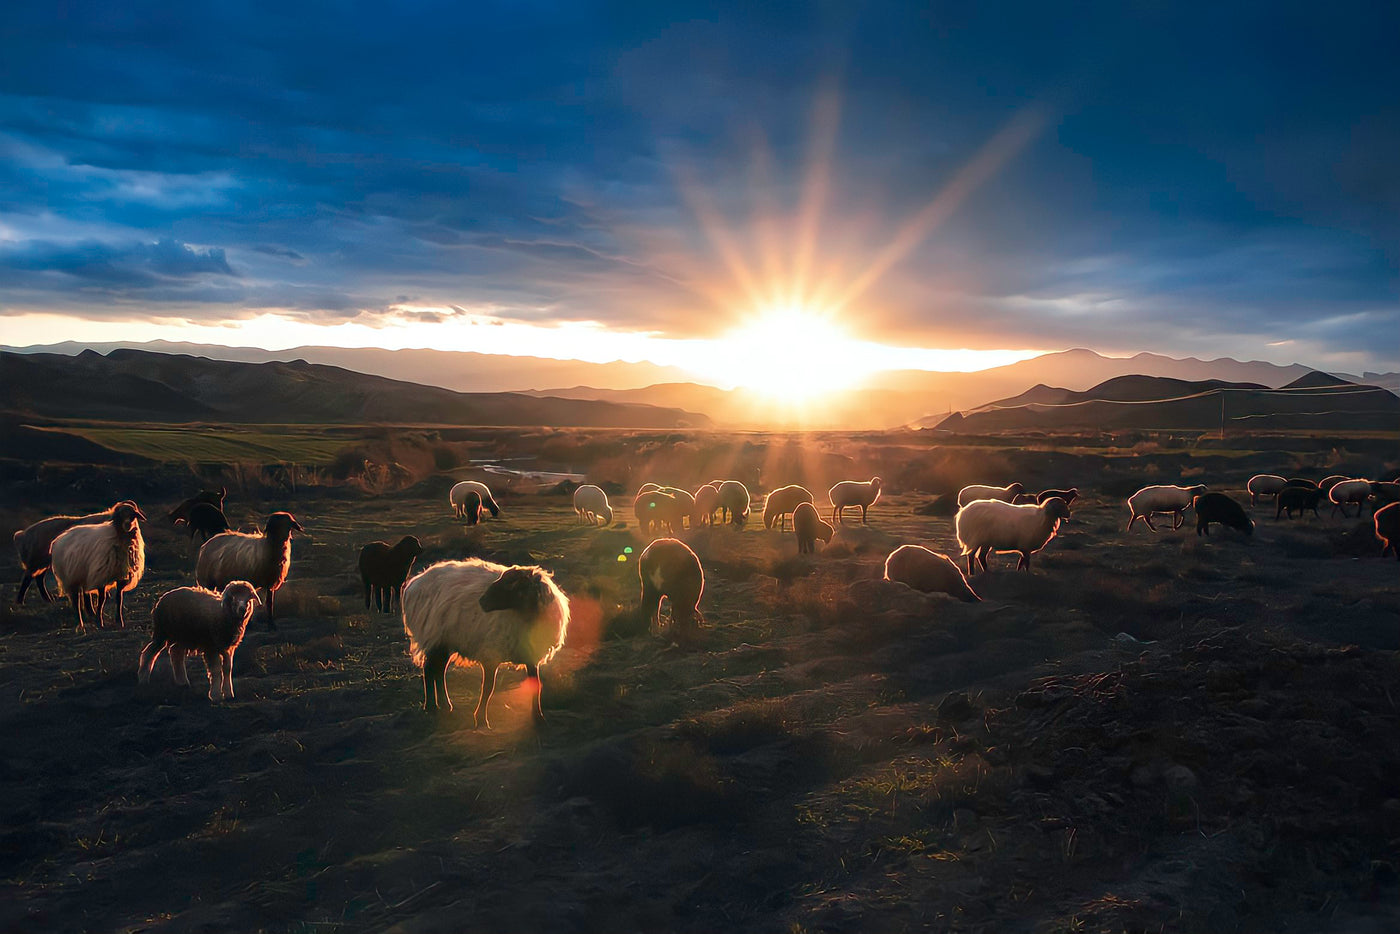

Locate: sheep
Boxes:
[1374,502,1399,561]
[1193,492,1254,537]
[1318,475,1349,495]
[1126,484,1207,532]
[1368,481,1400,511]
[660,486,698,529]
[450,480,500,519]
[957,482,1024,508]
[195,512,304,630]
[359,535,424,613]
[1284,477,1318,489]
[829,477,882,525]
[12,503,130,605]
[1246,475,1288,505]
[956,497,1071,575]
[634,490,685,537]
[51,501,147,631]
[1012,493,1039,505]
[572,485,614,526]
[184,502,231,547]
[138,582,261,701]
[167,487,226,526]
[1328,479,1372,518]
[458,490,483,526]
[763,485,815,531]
[1037,488,1079,506]
[693,483,721,526]
[883,545,980,602]
[792,502,834,554]
[717,480,751,527]
[1276,486,1323,520]
[638,538,704,645]
[401,559,569,726]
[637,482,664,495]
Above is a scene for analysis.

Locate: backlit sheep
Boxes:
[1318,475,1348,496]
[1328,479,1371,518]
[693,483,721,526]
[829,477,882,525]
[401,559,569,726]
[184,503,231,547]
[51,501,147,630]
[1276,486,1323,520]
[1193,492,1254,537]
[359,535,424,613]
[635,490,685,536]
[763,485,815,531]
[957,482,1024,508]
[639,538,704,645]
[1375,502,1399,560]
[660,487,698,529]
[138,582,261,701]
[573,485,614,526]
[956,497,1071,575]
[1246,475,1287,505]
[1126,484,1207,532]
[458,490,483,526]
[196,512,304,630]
[450,480,500,519]
[717,480,751,527]
[792,502,834,554]
[883,545,980,602]
[13,503,128,605]
[1368,481,1400,511]
[168,488,226,527]
[1037,488,1079,506]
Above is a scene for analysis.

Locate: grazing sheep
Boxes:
[51,501,147,631]
[1328,479,1372,518]
[359,535,424,613]
[637,482,664,495]
[763,485,815,531]
[792,502,834,554]
[1318,475,1349,494]
[829,477,882,525]
[1126,484,1207,532]
[12,503,129,605]
[717,480,751,527]
[184,502,231,547]
[1193,492,1254,537]
[660,487,698,529]
[693,483,721,526]
[458,490,483,526]
[1276,486,1323,520]
[450,480,500,519]
[638,538,704,645]
[956,497,1071,575]
[1036,488,1079,506]
[1284,478,1318,489]
[634,490,685,537]
[572,485,614,526]
[401,559,569,726]
[1374,502,1399,560]
[138,582,261,701]
[1245,475,1288,505]
[957,482,1024,508]
[167,487,226,526]
[196,512,304,630]
[1012,493,1039,505]
[883,545,980,602]
[1368,481,1400,511]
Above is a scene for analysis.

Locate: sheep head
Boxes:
[1042,497,1072,522]
[871,477,883,492]
[265,512,305,540]
[479,566,552,616]
[221,581,262,623]
[395,535,424,558]
[112,501,146,534]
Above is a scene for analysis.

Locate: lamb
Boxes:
[1193,492,1254,537]
[1374,502,1399,561]
[957,482,1024,508]
[717,480,751,527]
[450,480,500,519]
[138,582,261,701]
[167,487,226,526]
[359,535,424,613]
[1328,479,1372,518]
[638,538,704,645]
[13,502,130,605]
[401,559,569,727]
[693,483,721,526]
[51,501,147,630]
[1126,484,1207,532]
[634,490,685,536]
[829,477,882,525]
[956,497,1071,575]
[1276,486,1323,520]
[883,545,980,602]
[1246,475,1288,505]
[763,485,815,531]
[1036,488,1079,506]
[184,502,231,547]
[572,485,614,526]
[792,502,834,554]
[195,512,304,630]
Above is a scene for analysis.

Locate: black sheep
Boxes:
[1276,487,1323,520]
[359,535,424,613]
[1036,488,1079,506]
[1193,492,1254,537]
[168,487,226,525]
[185,502,231,545]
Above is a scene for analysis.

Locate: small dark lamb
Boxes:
[167,487,226,525]
[359,535,424,613]
[184,502,231,546]
[1193,492,1254,537]
[1275,486,1323,520]
[639,538,705,646]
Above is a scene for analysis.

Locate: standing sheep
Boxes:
[956,497,1071,575]
[1036,488,1079,506]
[717,480,751,527]
[792,502,834,554]
[51,501,147,631]
[1328,479,1371,518]
[138,582,261,701]
[957,482,1024,508]
[660,487,698,529]
[167,488,226,527]
[634,490,685,537]
[1193,492,1254,537]
[359,535,424,613]
[763,485,815,531]
[572,485,614,526]
[638,538,705,646]
[401,559,570,727]
[1370,482,1400,512]
[195,512,304,630]
[1276,486,1323,520]
[13,503,130,605]
[1374,502,1399,560]
[693,483,721,526]
[883,545,980,602]
[450,480,500,519]
[1126,484,1207,532]
[1246,475,1287,505]
[829,477,882,525]
[183,503,232,547]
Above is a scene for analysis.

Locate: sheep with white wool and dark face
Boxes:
[51,501,147,631]
[138,581,261,702]
[196,512,304,630]
[450,481,500,519]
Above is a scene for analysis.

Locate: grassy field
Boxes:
[29,424,357,465]
[1,462,1397,932]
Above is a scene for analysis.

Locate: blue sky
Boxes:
[1,1,1396,373]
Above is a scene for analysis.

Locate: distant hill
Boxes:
[0,350,711,428]
[929,372,1400,433]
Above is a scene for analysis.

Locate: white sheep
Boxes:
[573,484,614,526]
[1328,478,1372,518]
[195,512,304,630]
[956,482,1024,508]
[51,501,147,631]
[401,559,570,727]
[792,502,834,554]
[829,477,882,525]
[717,480,751,527]
[956,497,1072,575]
[450,480,500,519]
[693,483,721,526]
[13,502,129,605]
[883,545,980,602]
[1126,484,1207,532]
[1245,474,1287,505]
[763,485,815,531]
[138,582,261,701]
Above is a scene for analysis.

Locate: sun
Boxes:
[699,305,869,401]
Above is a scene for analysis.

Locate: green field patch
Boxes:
[32,424,354,465]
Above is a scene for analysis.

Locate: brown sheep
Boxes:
[792,502,834,554]
[883,545,980,602]
[639,538,704,645]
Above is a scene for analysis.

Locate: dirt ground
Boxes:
[1,480,1397,933]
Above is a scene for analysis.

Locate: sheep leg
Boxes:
[138,640,167,683]
[474,663,499,730]
[1172,511,1185,531]
[264,588,277,631]
[16,572,32,605]
[37,572,55,603]
[113,587,127,629]
[976,547,990,573]
[640,583,663,634]
[86,590,101,623]
[860,504,868,524]
[965,552,975,576]
[222,649,236,699]
[1143,514,1159,532]
[422,648,452,713]
[1126,513,1138,532]
[1017,551,1030,570]
[363,576,372,610]
[170,647,191,687]
[207,652,225,702]
[525,662,544,723]
[71,591,85,632]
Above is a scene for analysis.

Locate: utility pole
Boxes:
[1220,392,1225,440]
